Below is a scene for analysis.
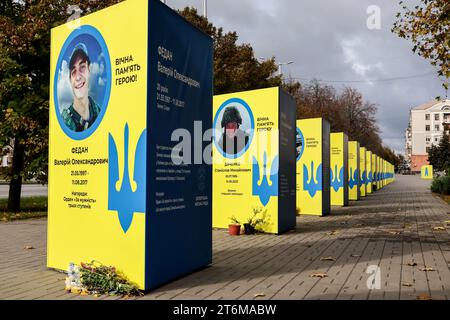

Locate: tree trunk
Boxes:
[7,139,25,212]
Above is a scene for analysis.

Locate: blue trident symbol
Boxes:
[330,165,344,192]
[361,170,367,186]
[303,161,322,198]
[348,168,359,189]
[252,152,279,206]
[108,124,147,233]
[367,171,373,185]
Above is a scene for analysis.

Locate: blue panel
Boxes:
[146,0,213,289]
[277,90,296,233]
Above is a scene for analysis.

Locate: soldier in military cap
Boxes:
[62,43,101,132]
[218,106,250,155]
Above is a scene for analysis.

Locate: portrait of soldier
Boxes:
[62,43,101,132]
[296,130,303,159]
[218,106,250,155]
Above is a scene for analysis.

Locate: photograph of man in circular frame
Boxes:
[213,98,255,159]
[54,25,111,140]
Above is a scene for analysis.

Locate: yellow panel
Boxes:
[377,156,382,190]
[359,147,366,197]
[366,150,373,194]
[296,118,329,216]
[48,0,148,288]
[330,133,346,206]
[348,141,360,200]
[421,165,433,179]
[213,87,280,234]
[372,154,377,191]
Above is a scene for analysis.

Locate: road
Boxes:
[0,184,48,199]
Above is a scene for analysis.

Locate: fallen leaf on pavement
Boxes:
[310,272,328,278]
[254,293,266,298]
[406,262,417,267]
[327,231,338,236]
[402,282,413,287]
[417,294,432,300]
[432,226,446,231]
[419,267,436,272]
[24,246,34,250]
[70,287,81,294]
[320,256,336,261]
[389,231,401,235]
[80,291,89,296]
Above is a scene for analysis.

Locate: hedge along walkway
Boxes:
[0,175,449,300]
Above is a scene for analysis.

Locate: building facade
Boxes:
[1,146,12,168]
[405,99,450,172]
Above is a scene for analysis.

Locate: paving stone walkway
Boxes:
[1,175,449,300]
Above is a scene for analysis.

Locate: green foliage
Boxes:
[178,7,282,95]
[0,196,47,221]
[79,261,142,296]
[229,215,240,225]
[0,196,47,212]
[428,131,450,174]
[431,176,450,195]
[392,0,449,90]
[0,0,122,210]
[283,80,401,162]
[246,207,268,229]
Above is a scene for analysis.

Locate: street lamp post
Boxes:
[278,61,294,76]
[203,0,207,18]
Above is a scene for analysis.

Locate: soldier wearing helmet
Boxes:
[218,106,250,155]
[62,43,101,132]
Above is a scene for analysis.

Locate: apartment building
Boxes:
[1,146,12,168]
[405,99,450,173]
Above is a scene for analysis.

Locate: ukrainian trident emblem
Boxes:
[252,152,279,206]
[330,165,344,192]
[303,161,322,198]
[108,124,147,233]
[348,168,359,189]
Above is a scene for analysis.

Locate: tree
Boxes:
[392,0,450,91]
[428,131,450,174]
[179,7,282,95]
[0,0,122,211]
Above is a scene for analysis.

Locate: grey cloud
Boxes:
[166,0,444,154]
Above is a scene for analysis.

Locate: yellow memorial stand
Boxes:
[348,141,360,200]
[421,165,433,180]
[330,133,349,206]
[296,118,331,216]
[213,87,297,234]
[366,150,373,194]
[48,0,214,290]
[372,153,377,191]
[359,147,367,197]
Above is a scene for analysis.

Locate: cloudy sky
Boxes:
[164,0,446,154]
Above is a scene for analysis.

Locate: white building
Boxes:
[405,99,450,172]
[1,146,12,168]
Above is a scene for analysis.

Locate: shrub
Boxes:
[440,176,450,195]
[431,177,442,193]
[431,176,450,195]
